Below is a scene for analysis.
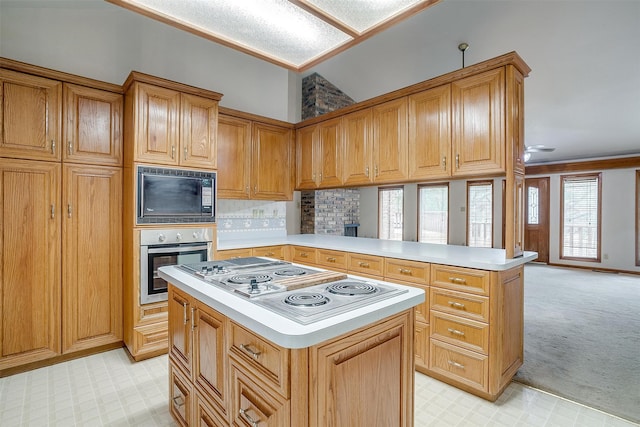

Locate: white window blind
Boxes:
[562,174,600,259]
[468,182,493,248]
[379,187,403,240]
[419,185,448,244]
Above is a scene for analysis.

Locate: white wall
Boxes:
[0,0,296,122]
[532,167,640,273]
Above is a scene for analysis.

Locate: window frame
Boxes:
[466,180,494,248]
[417,182,449,244]
[636,170,639,266]
[559,172,602,262]
[378,186,404,241]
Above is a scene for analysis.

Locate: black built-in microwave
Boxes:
[137,166,216,224]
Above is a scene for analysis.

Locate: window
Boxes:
[418,184,448,244]
[467,181,493,248]
[379,187,403,240]
[561,173,601,261]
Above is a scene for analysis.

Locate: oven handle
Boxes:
[146,244,210,254]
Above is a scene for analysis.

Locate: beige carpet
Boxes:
[513,264,640,424]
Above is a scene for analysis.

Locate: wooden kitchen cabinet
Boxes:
[124,74,221,168]
[252,245,286,260]
[215,248,253,260]
[347,252,384,278]
[295,116,343,189]
[342,108,373,186]
[62,164,122,353]
[217,111,294,200]
[372,97,409,182]
[0,159,61,372]
[63,83,123,166]
[0,69,62,161]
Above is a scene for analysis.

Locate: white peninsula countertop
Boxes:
[218,234,538,271]
[158,264,424,349]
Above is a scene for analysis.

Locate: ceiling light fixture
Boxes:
[106,0,442,71]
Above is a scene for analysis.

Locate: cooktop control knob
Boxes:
[158,233,166,242]
[249,279,260,294]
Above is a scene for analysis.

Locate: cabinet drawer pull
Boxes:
[447,328,465,337]
[448,360,465,369]
[448,277,467,285]
[264,251,274,256]
[172,395,185,408]
[358,261,370,268]
[326,257,336,262]
[448,301,466,309]
[240,343,261,359]
[399,268,412,275]
[300,252,308,258]
[239,408,260,427]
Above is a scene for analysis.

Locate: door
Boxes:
[180,93,218,169]
[62,164,122,353]
[524,177,549,263]
[0,159,61,369]
[217,115,251,199]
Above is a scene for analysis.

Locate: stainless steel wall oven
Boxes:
[140,228,212,304]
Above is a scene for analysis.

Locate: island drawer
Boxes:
[430,288,489,323]
[291,246,317,265]
[316,249,347,271]
[431,265,491,295]
[229,322,290,397]
[347,253,384,277]
[429,339,488,393]
[430,311,489,355]
[252,245,285,260]
[384,258,430,284]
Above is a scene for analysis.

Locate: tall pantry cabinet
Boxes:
[0,60,123,375]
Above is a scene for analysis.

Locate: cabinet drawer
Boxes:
[316,249,347,270]
[291,246,317,265]
[215,248,252,260]
[169,364,192,427]
[430,288,489,323]
[429,339,488,392]
[252,245,285,260]
[347,253,384,277]
[431,265,490,295]
[195,394,227,427]
[384,258,430,284]
[229,322,289,397]
[430,311,489,355]
[230,359,290,427]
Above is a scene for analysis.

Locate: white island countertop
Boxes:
[158,265,425,349]
[218,234,538,271]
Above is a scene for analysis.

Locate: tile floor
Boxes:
[0,348,637,427]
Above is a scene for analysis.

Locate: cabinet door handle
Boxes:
[190,307,195,331]
[455,154,460,169]
[239,408,260,427]
[50,204,55,219]
[67,204,72,218]
[240,343,261,360]
[171,145,176,159]
[399,268,412,275]
[448,360,465,369]
[374,165,379,177]
[183,147,188,160]
[245,185,249,195]
[254,185,257,194]
[448,277,467,285]
[358,261,370,268]
[448,301,466,309]
[365,166,369,177]
[51,140,56,154]
[447,327,465,337]
[319,172,323,181]
[182,301,188,326]
[442,156,447,170]
[67,141,73,155]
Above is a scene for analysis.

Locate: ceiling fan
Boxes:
[524,145,555,162]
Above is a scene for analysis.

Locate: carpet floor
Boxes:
[513,264,640,424]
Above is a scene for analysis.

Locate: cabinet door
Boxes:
[217,115,251,199]
[170,364,193,427]
[193,303,227,416]
[62,165,122,353]
[295,125,318,190]
[134,82,180,165]
[0,159,61,370]
[318,117,343,188]
[251,123,293,201]
[408,85,451,179]
[63,83,123,166]
[168,285,193,375]
[0,69,62,161]
[341,108,373,186]
[181,93,218,169]
[372,98,408,183]
[452,68,505,176]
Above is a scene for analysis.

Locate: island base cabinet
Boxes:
[195,395,227,427]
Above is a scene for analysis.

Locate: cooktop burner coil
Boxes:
[326,282,378,296]
[227,274,272,285]
[273,267,307,277]
[284,293,329,307]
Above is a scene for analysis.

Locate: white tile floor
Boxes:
[0,348,637,427]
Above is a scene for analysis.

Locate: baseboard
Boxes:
[544,262,640,276]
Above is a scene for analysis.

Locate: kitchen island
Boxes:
[159,261,424,427]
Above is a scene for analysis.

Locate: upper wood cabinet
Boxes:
[408,85,451,179]
[217,112,294,201]
[0,69,62,161]
[124,74,221,169]
[451,67,505,177]
[63,83,123,166]
[295,116,343,189]
[372,97,408,182]
[342,108,373,186]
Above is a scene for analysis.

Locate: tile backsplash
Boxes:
[217,199,287,240]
